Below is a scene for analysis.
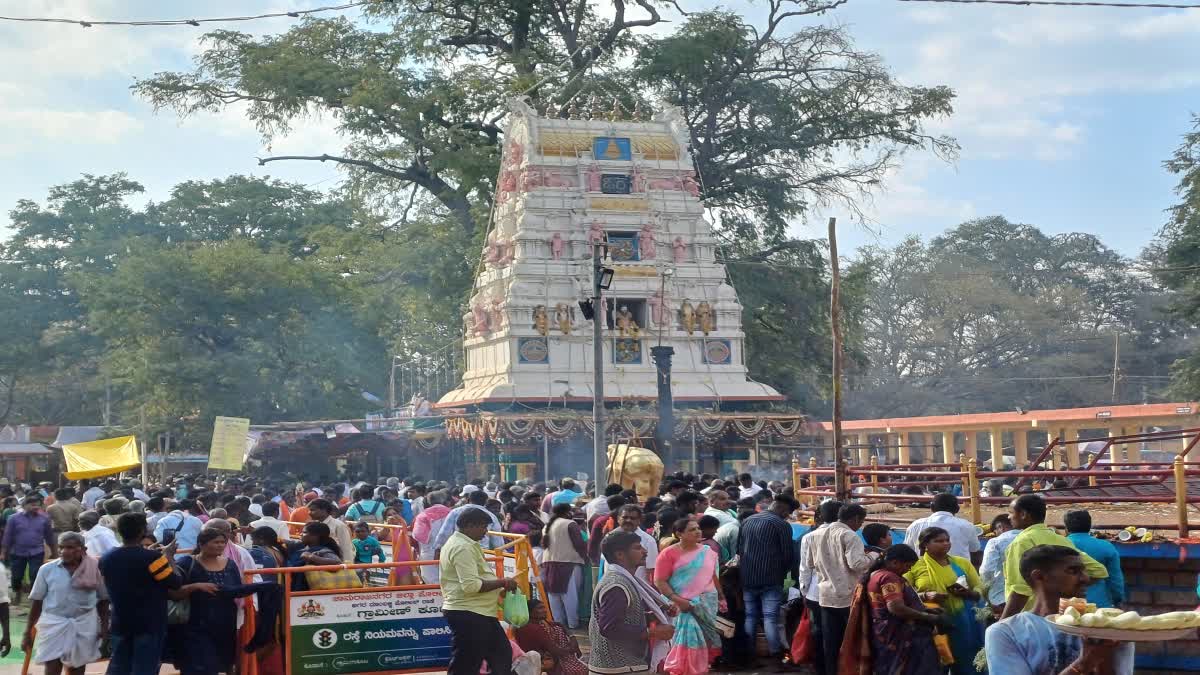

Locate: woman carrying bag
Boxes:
[904,527,985,675]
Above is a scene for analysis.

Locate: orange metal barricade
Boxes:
[239,532,547,675]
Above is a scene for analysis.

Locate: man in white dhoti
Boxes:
[22,532,110,675]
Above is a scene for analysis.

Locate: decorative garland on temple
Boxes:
[444,412,812,444]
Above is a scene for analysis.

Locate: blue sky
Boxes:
[1,0,1197,257]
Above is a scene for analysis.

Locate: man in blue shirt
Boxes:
[152,499,203,551]
[1063,509,1124,608]
[985,545,1133,673]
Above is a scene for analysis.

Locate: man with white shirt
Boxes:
[584,483,623,522]
[736,473,763,500]
[803,502,869,674]
[80,512,119,559]
[796,509,828,675]
[601,504,658,582]
[903,492,983,567]
[246,501,291,542]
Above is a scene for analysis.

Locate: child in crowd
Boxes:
[352,521,387,582]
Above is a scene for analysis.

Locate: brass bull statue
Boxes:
[606,443,664,503]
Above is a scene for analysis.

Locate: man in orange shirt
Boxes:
[287,492,317,536]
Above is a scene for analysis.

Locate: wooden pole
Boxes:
[968,458,981,524]
[1175,454,1189,539]
[829,217,848,501]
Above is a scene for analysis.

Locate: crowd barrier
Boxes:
[237,530,544,675]
[20,523,543,675]
[794,445,1200,537]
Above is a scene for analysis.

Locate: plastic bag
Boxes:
[789,604,814,665]
[504,589,530,628]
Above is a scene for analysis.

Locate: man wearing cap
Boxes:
[127,480,149,502]
[1,496,56,605]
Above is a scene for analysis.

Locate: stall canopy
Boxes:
[62,435,141,479]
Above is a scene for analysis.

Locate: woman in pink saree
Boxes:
[653,518,726,675]
[411,490,452,583]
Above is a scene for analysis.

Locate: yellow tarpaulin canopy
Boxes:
[62,435,141,480]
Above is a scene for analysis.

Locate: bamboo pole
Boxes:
[829,217,848,501]
[968,458,981,524]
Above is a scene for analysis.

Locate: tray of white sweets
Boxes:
[1048,599,1200,642]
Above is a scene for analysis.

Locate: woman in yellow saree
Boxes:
[904,526,985,675]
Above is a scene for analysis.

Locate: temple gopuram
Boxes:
[431,97,810,480]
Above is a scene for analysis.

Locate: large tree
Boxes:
[131,2,956,408]
[77,238,388,445]
[847,216,1188,418]
[135,3,954,246]
[0,174,396,446]
[1156,115,1200,397]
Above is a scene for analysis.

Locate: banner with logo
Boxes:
[290,589,451,674]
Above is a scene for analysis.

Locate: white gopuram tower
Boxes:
[437,98,782,408]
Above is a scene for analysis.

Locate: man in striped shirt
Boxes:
[100,512,183,675]
[736,494,799,664]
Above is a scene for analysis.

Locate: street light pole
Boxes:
[592,242,607,491]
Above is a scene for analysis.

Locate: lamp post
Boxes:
[592,243,614,491]
[652,267,675,467]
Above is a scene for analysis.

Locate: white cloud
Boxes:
[1118,11,1200,39]
[0,109,142,143]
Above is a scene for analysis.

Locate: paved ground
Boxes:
[0,597,808,675]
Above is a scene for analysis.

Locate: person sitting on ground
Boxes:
[515,598,587,675]
[985,545,1134,673]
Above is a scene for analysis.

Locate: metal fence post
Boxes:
[1176,454,1189,539]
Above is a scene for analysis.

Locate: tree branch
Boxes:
[256,154,478,233]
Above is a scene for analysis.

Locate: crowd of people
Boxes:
[0,468,1153,675]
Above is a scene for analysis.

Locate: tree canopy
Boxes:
[2,1,1194,448]
[1154,115,1200,398]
